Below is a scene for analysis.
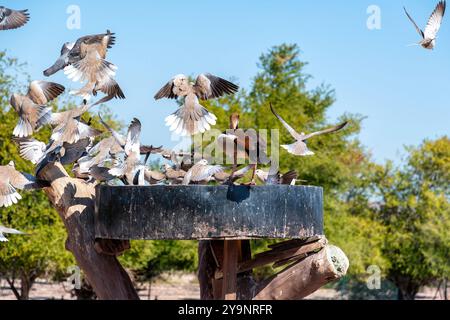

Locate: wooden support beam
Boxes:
[222,240,240,300]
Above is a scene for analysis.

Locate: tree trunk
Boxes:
[38,163,139,300]
[395,280,419,300]
[19,273,37,300]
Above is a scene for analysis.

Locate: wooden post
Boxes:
[222,240,240,300]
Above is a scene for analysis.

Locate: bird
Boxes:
[217,113,270,185]
[182,159,224,185]
[213,165,253,184]
[43,30,124,100]
[255,168,298,185]
[0,225,25,242]
[155,73,239,136]
[270,104,348,156]
[0,6,29,31]
[108,118,146,185]
[144,169,165,185]
[163,163,186,181]
[10,80,65,137]
[0,161,49,208]
[404,1,446,50]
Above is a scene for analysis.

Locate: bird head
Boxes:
[198,159,208,166]
[230,113,240,130]
[7,161,15,168]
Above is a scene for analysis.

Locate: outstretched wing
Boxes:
[404,6,424,38]
[0,8,29,31]
[27,81,65,105]
[270,103,301,140]
[194,73,239,100]
[154,79,177,100]
[424,1,446,40]
[125,118,141,156]
[302,122,348,140]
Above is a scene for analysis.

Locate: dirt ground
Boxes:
[0,273,447,300]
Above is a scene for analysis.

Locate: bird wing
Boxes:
[302,122,348,140]
[27,81,65,105]
[14,137,47,164]
[154,79,177,100]
[404,7,425,38]
[125,118,141,157]
[193,165,223,182]
[424,1,446,40]
[8,169,39,190]
[0,225,25,235]
[270,104,301,140]
[281,170,298,185]
[194,73,239,100]
[0,8,29,30]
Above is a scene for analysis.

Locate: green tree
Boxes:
[371,137,450,299]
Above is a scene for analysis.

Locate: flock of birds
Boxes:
[0,2,446,241]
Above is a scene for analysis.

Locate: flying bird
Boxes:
[217,113,270,185]
[0,225,25,242]
[0,161,49,208]
[43,30,124,100]
[182,159,223,185]
[270,104,348,156]
[255,168,298,185]
[108,118,146,185]
[155,73,239,136]
[10,81,65,137]
[404,1,446,50]
[0,6,29,31]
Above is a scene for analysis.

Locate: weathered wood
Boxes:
[214,236,327,279]
[222,240,239,300]
[95,185,323,240]
[253,245,349,300]
[39,163,139,300]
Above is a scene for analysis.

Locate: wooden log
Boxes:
[39,163,139,300]
[215,236,327,279]
[253,245,349,300]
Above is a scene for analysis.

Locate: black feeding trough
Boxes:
[94,185,324,241]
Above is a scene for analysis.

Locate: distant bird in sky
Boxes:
[108,118,146,185]
[0,6,29,31]
[0,225,25,242]
[0,161,49,208]
[404,1,446,50]
[270,104,348,156]
[43,30,124,100]
[182,159,223,185]
[155,73,239,136]
[10,80,65,137]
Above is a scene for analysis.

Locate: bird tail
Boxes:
[165,104,217,136]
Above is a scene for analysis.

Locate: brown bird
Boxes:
[404,1,446,50]
[218,113,270,185]
[270,104,348,156]
[10,81,65,137]
[44,30,116,76]
[62,31,124,100]
[155,73,239,136]
[144,169,165,185]
[0,161,49,208]
[0,7,29,31]
[182,159,223,185]
[255,168,298,185]
[163,163,186,181]
[213,165,253,184]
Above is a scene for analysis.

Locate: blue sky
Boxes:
[1,0,449,163]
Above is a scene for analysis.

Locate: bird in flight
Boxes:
[270,104,348,156]
[155,74,239,136]
[0,161,49,208]
[10,81,65,138]
[43,30,124,100]
[0,225,25,242]
[255,168,298,185]
[0,6,29,31]
[404,1,446,50]
[182,159,223,185]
